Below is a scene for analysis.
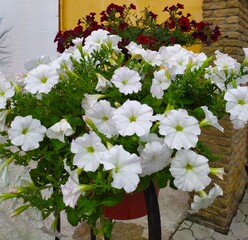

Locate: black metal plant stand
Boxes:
[144,182,162,240]
[55,214,61,240]
[56,182,161,240]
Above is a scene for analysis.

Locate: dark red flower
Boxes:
[176,3,184,9]
[130,3,136,10]
[77,18,83,25]
[106,3,125,15]
[164,21,169,29]
[54,31,62,42]
[73,25,83,34]
[149,11,158,20]
[163,6,168,12]
[195,21,206,31]
[137,34,149,45]
[100,12,108,22]
[169,20,176,29]
[192,32,207,42]
[148,37,156,46]
[119,22,128,30]
[178,16,190,32]
[169,5,177,12]
[85,12,96,23]
[170,37,176,44]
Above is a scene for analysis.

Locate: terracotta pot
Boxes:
[104,188,159,220]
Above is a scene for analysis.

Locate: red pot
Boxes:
[104,188,159,220]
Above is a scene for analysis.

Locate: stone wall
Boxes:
[187,1,248,234]
[201,0,248,62]
[187,116,247,234]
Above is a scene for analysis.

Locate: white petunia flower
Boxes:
[210,167,225,180]
[103,34,122,52]
[8,115,46,151]
[243,48,248,60]
[230,115,247,129]
[139,133,164,146]
[99,145,142,193]
[224,86,248,125]
[0,73,15,109]
[111,66,142,95]
[159,109,201,150]
[95,73,112,92]
[61,175,92,208]
[159,45,190,75]
[24,56,51,71]
[191,52,208,70]
[24,64,59,94]
[214,50,239,71]
[199,106,224,132]
[84,29,110,52]
[0,109,11,132]
[170,149,211,192]
[81,93,105,111]
[205,66,227,91]
[51,50,74,71]
[85,29,109,45]
[72,37,84,46]
[85,100,118,137]
[141,49,162,66]
[137,133,164,154]
[150,69,171,99]
[125,41,144,58]
[0,158,11,187]
[46,119,74,143]
[112,100,153,137]
[140,141,172,176]
[169,50,190,75]
[71,132,107,172]
[159,44,183,66]
[188,184,223,214]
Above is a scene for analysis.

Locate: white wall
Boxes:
[0,0,59,77]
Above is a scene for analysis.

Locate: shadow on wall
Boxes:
[0,17,12,73]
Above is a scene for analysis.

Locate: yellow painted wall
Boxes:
[60,0,203,52]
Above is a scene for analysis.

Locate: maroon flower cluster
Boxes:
[54,3,221,53]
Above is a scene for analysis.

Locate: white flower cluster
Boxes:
[0,29,247,215]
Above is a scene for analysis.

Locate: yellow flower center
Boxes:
[185,164,193,170]
[129,115,136,122]
[175,125,183,131]
[122,79,128,85]
[238,99,245,105]
[102,116,108,121]
[22,128,29,134]
[87,146,95,153]
[41,76,48,83]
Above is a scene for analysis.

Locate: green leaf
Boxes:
[102,218,115,238]
[101,194,124,207]
[67,207,79,226]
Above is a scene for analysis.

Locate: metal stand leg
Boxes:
[55,214,61,240]
[90,228,96,240]
[144,182,161,240]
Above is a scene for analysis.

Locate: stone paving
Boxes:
[171,187,248,240]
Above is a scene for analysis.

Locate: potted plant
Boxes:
[54,3,221,53]
[0,3,248,240]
